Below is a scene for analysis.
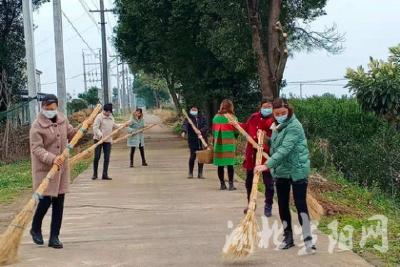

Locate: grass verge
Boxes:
[0,156,92,204]
[317,169,400,266]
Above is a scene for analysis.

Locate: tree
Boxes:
[0,0,49,111]
[78,86,99,106]
[67,98,88,114]
[133,74,170,109]
[114,0,342,118]
[346,44,400,125]
[246,0,344,99]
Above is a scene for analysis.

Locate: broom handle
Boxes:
[182,109,209,148]
[69,119,132,164]
[248,130,265,211]
[35,105,102,195]
[224,113,269,159]
[113,124,157,144]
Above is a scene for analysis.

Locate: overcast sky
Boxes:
[32,0,400,98]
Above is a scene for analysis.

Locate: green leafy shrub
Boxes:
[291,96,400,200]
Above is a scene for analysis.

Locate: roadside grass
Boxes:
[317,170,400,266]
[0,156,92,204]
[0,161,31,203]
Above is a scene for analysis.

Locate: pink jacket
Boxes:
[29,112,75,197]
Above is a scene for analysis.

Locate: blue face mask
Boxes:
[260,108,272,117]
[190,110,198,116]
[275,114,288,124]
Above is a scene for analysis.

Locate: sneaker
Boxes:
[228,184,237,191]
[220,183,227,190]
[197,174,205,179]
[102,177,112,180]
[279,231,295,250]
[142,162,148,166]
[91,176,98,180]
[187,173,194,179]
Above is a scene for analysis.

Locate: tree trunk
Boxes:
[246,0,288,99]
[167,82,181,113]
[246,0,274,101]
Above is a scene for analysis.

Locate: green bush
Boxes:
[291,96,400,200]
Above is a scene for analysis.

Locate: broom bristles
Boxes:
[223,210,260,259]
[223,131,265,260]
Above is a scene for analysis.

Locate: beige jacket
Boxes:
[93,112,118,143]
[30,112,76,197]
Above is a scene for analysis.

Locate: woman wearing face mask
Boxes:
[29,94,76,249]
[92,103,119,180]
[255,98,315,253]
[127,108,148,167]
[212,99,239,190]
[241,99,275,217]
[181,106,209,178]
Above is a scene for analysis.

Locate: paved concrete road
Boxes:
[13,114,371,267]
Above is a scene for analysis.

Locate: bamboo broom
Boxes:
[181,109,208,148]
[223,130,265,259]
[113,124,157,144]
[224,113,324,221]
[69,119,133,165]
[0,104,102,266]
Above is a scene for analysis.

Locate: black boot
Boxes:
[228,180,237,191]
[220,182,227,190]
[30,229,44,245]
[48,236,63,249]
[279,230,295,250]
[198,164,204,179]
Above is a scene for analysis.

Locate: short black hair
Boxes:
[41,94,58,107]
[261,98,272,106]
[136,108,143,113]
[103,103,113,112]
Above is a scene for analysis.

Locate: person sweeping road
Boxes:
[29,94,76,249]
[241,99,275,217]
[181,106,209,179]
[128,108,148,167]
[255,98,316,254]
[92,103,119,180]
[212,99,238,191]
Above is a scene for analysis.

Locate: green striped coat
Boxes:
[212,114,238,166]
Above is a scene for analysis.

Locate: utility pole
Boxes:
[90,0,114,104]
[22,0,37,122]
[82,51,87,92]
[53,0,67,114]
[121,61,126,112]
[126,67,131,110]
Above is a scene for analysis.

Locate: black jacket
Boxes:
[182,114,208,151]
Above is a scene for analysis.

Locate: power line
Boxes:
[286,78,348,84]
[77,0,101,32]
[62,10,97,55]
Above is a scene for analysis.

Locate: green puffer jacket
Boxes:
[267,115,310,181]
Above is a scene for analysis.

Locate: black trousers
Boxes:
[93,140,112,178]
[189,148,204,175]
[130,145,146,164]
[31,194,65,237]
[246,170,274,206]
[218,166,234,184]
[276,178,312,240]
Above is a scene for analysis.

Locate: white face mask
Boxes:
[42,110,57,119]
